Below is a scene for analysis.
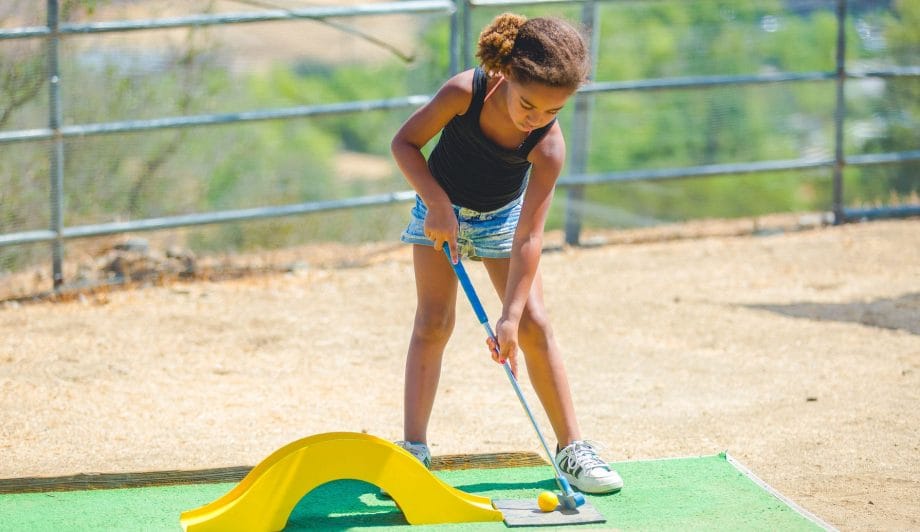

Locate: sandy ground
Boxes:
[1,217,918,531]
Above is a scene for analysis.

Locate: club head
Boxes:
[554,476,586,510]
[558,490,586,510]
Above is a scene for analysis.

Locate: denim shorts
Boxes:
[400,194,522,260]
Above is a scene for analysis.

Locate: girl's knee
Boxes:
[413,307,455,342]
[519,309,554,347]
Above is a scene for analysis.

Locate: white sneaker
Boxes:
[380,441,431,498]
[555,440,623,494]
[395,440,431,469]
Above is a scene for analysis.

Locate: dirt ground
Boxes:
[0,217,918,531]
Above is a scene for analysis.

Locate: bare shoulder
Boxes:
[433,69,476,116]
[434,70,473,111]
[442,69,475,93]
[393,70,477,146]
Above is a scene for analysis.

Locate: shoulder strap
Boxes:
[519,118,557,156]
[463,67,489,119]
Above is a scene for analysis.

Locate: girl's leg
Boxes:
[481,258,581,447]
[480,258,623,495]
[404,244,458,444]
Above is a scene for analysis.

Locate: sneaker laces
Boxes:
[565,440,609,471]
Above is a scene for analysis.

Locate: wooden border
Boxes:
[0,452,546,494]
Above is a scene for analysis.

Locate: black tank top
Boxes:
[427,68,556,212]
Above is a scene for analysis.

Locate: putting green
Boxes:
[0,453,829,531]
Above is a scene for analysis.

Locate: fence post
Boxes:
[564,0,599,246]
[832,0,847,224]
[449,0,460,75]
[460,0,471,70]
[47,0,65,289]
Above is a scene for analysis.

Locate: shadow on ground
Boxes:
[285,480,405,530]
[746,292,920,335]
[283,477,558,530]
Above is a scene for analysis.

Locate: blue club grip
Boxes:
[443,243,490,327]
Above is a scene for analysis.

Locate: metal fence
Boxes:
[0,0,918,291]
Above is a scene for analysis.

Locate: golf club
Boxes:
[442,243,585,511]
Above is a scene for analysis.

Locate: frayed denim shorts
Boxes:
[400,194,522,260]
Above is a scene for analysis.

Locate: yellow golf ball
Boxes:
[537,490,559,512]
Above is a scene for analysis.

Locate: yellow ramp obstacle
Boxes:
[180,432,504,531]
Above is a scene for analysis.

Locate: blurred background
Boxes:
[0,0,917,298]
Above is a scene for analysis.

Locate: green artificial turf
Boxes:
[0,453,827,531]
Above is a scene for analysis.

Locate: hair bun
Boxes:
[476,13,527,74]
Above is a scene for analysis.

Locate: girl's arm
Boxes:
[390,71,474,264]
[493,123,566,366]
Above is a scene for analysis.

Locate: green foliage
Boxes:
[568,0,916,228]
[858,0,920,199]
[249,57,422,157]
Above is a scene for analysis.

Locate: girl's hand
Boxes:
[424,203,459,264]
[486,318,519,377]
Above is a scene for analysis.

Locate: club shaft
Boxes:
[499,356,568,491]
[443,244,571,494]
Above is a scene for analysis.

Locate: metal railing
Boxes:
[0,0,918,291]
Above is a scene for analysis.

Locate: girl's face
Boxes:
[502,78,575,132]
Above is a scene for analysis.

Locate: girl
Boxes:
[390,12,622,494]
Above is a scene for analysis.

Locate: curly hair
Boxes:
[476,13,589,90]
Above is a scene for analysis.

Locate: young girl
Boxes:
[390,13,622,494]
